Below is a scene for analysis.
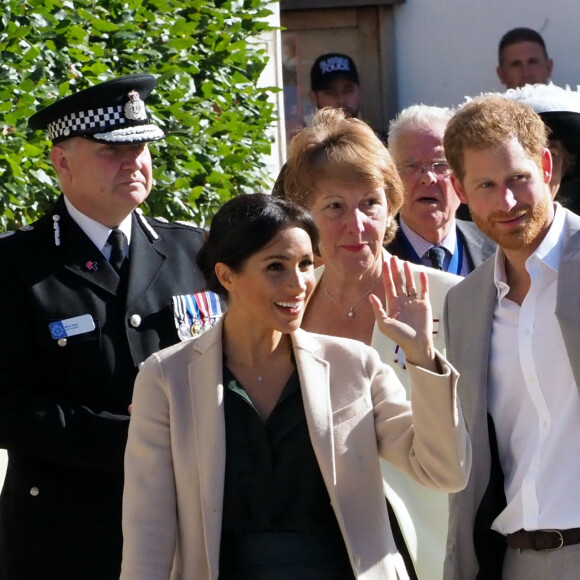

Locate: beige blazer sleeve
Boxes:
[364,344,470,491]
[121,349,179,580]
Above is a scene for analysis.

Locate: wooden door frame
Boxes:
[280,3,400,132]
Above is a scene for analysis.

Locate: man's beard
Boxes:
[470,195,551,251]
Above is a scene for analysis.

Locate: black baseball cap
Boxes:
[29,73,165,144]
[310,53,359,91]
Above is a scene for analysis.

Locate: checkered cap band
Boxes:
[47,105,126,141]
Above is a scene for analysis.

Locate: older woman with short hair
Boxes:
[282,108,464,580]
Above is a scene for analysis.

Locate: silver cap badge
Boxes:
[124,90,146,121]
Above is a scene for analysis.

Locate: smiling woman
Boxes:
[120,193,471,580]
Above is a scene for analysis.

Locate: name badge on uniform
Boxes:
[173,291,223,341]
[49,314,96,339]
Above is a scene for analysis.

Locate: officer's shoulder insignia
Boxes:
[19,225,34,232]
[172,290,224,341]
[0,230,15,239]
[154,216,169,224]
[176,220,199,228]
[136,210,159,240]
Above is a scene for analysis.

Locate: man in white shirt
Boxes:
[442,94,580,579]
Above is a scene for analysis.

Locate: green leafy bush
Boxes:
[0,0,277,230]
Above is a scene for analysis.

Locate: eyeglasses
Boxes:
[398,161,452,180]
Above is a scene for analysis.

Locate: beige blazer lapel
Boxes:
[188,321,226,579]
[291,329,337,486]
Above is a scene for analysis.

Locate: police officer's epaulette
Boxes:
[175,220,199,228]
[0,222,37,241]
[152,216,198,229]
[135,208,159,241]
[135,208,205,242]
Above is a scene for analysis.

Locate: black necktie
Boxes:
[428,245,446,270]
[108,229,126,272]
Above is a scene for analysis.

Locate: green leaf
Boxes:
[0,0,278,230]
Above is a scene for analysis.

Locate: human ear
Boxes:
[51,144,78,188]
[496,65,507,86]
[50,145,70,177]
[541,148,553,184]
[451,174,468,204]
[215,262,235,292]
[307,90,317,106]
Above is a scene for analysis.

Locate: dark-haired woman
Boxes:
[120,193,470,580]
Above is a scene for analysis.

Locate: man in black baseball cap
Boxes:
[309,52,361,118]
[0,73,209,580]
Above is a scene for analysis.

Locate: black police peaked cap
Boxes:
[29,74,165,144]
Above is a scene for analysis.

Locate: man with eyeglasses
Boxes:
[387,104,495,274]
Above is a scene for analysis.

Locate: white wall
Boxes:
[256,3,285,188]
[393,1,580,111]
[0,450,6,492]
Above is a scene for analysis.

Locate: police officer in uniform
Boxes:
[0,74,207,580]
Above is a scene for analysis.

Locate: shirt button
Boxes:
[57,338,67,347]
[129,314,142,328]
[353,556,361,567]
[30,487,39,496]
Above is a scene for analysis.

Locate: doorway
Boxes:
[280,3,399,143]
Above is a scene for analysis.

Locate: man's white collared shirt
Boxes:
[64,196,132,260]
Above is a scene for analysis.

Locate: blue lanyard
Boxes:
[447,238,463,274]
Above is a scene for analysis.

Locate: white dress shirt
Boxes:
[64,195,132,260]
[489,203,580,534]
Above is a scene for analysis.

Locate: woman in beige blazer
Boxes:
[121,194,470,580]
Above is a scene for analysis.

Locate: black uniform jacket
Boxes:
[386,218,496,273]
[0,196,206,580]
